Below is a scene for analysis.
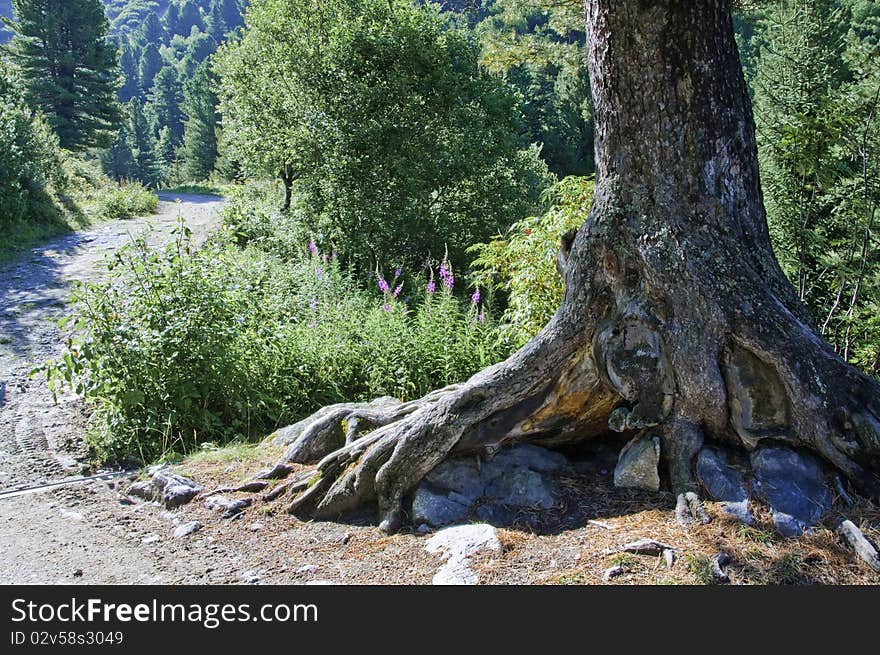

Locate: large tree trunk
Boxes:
[259,0,880,533]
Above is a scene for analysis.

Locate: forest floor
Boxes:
[0,193,878,585]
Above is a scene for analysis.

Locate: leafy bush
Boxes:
[83,180,158,220]
[44,222,508,465]
[470,176,594,347]
[0,61,62,230]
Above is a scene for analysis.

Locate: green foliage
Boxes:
[45,195,509,465]
[82,178,157,219]
[179,61,218,180]
[6,0,122,150]
[0,61,62,230]
[475,0,594,176]
[101,99,164,186]
[215,0,551,275]
[754,0,880,375]
[470,175,593,347]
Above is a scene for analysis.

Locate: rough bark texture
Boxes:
[259,0,880,532]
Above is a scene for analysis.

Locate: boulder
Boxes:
[613,435,660,491]
[409,444,569,529]
[484,467,558,509]
[751,446,833,536]
[422,459,483,503]
[696,447,754,524]
[411,487,469,528]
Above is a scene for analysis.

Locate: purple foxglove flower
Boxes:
[315,266,324,278]
[471,288,481,304]
[393,284,403,298]
[426,280,436,294]
[381,303,393,312]
[308,240,318,256]
[377,277,391,294]
[394,268,402,279]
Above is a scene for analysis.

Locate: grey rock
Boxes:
[411,487,469,527]
[423,459,483,502]
[141,534,160,545]
[295,565,318,575]
[204,495,232,512]
[751,446,833,536]
[473,503,518,527]
[619,539,677,556]
[696,447,754,525]
[711,552,732,583]
[613,435,661,491]
[837,520,880,573]
[172,521,202,539]
[153,473,203,509]
[484,466,557,509]
[60,509,84,521]
[425,524,501,585]
[222,499,251,518]
[128,481,155,501]
[603,565,625,581]
[485,444,569,473]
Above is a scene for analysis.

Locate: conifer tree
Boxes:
[7,0,121,150]
[180,61,218,180]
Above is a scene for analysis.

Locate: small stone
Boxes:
[141,534,160,545]
[603,565,625,581]
[613,435,660,491]
[619,539,677,556]
[416,524,432,534]
[222,498,251,518]
[711,552,732,583]
[172,521,202,539]
[128,481,155,501]
[295,565,318,575]
[751,446,833,537]
[60,509,84,521]
[73,569,83,578]
[249,522,264,532]
[663,549,675,568]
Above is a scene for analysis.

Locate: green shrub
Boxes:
[470,176,594,347]
[83,180,158,220]
[43,222,508,465]
[0,61,63,230]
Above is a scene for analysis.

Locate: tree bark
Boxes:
[258,0,880,533]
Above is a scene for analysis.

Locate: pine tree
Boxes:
[163,2,181,38]
[128,98,162,186]
[180,61,218,181]
[137,11,165,46]
[149,65,184,143]
[138,43,164,94]
[118,40,142,102]
[177,1,205,38]
[100,125,137,180]
[156,125,178,169]
[7,0,122,150]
